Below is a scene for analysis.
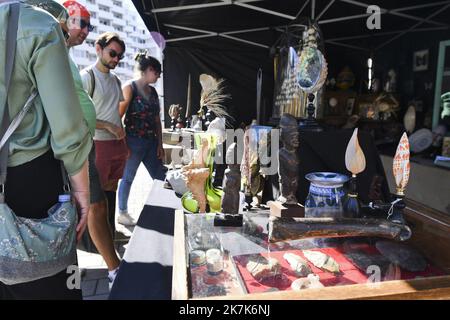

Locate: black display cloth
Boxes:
[269,128,391,205]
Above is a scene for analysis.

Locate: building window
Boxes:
[98,5,109,12]
[138,39,145,44]
[87,0,95,4]
[90,12,97,18]
[99,19,110,26]
[113,1,122,7]
[86,39,95,47]
[114,25,123,32]
[118,62,125,68]
[113,12,123,19]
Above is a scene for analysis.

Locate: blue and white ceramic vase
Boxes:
[304,172,350,218]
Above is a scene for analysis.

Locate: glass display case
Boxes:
[172,201,450,299]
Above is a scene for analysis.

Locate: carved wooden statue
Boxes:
[221,143,240,214]
[269,113,303,217]
[278,113,300,205]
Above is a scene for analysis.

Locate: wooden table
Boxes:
[172,200,450,300]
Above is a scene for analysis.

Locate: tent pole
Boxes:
[316,0,336,21]
[325,40,369,52]
[311,0,316,20]
[233,2,296,20]
[327,26,449,42]
[340,0,448,27]
[151,0,264,13]
[376,3,450,50]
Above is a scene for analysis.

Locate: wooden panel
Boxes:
[404,199,450,273]
[172,209,189,300]
[196,276,450,300]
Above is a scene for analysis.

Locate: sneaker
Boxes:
[108,268,119,291]
[117,212,137,226]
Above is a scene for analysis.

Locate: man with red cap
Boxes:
[63,0,93,47]
[63,0,122,289]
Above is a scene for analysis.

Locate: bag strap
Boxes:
[0,2,20,202]
[87,67,96,98]
[87,67,121,98]
[0,3,70,202]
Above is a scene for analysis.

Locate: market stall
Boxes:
[118,0,450,300]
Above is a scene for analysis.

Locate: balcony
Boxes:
[124,25,133,33]
[98,10,113,20]
[97,0,113,8]
[111,13,126,25]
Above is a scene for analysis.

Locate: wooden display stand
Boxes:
[268,201,305,218]
[172,199,450,300]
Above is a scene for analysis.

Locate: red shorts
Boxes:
[94,139,129,188]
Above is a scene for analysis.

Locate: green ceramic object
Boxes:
[182,133,223,213]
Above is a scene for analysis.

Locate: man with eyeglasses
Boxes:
[62,2,122,290]
[80,31,129,288]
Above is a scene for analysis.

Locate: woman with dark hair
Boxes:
[118,52,166,219]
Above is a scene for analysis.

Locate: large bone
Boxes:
[268,216,412,243]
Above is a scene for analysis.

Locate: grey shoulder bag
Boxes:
[0,2,78,285]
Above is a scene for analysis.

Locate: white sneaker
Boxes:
[117,212,137,226]
[108,268,119,291]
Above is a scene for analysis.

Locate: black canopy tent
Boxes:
[131,0,450,127]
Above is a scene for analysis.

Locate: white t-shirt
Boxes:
[80,65,124,141]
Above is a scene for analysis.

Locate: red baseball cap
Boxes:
[62,0,90,18]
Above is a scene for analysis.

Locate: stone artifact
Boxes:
[302,250,340,273]
[376,240,427,272]
[283,252,312,277]
[246,255,281,280]
[291,274,324,291]
[221,143,240,214]
[344,250,390,275]
[214,143,243,226]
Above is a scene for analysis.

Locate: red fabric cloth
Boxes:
[62,0,90,18]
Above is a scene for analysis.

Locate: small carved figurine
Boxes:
[184,168,210,213]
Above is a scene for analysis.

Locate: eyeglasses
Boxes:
[79,19,94,32]
[62,29,70,41]
[105,48,124,60]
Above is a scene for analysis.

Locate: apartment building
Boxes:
[69,0,164,113]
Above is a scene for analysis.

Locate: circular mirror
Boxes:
[296,47,328,93]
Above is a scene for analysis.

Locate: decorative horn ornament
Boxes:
[388,132,411,224]
[343,128,366,218]
[268,216,412,243]
[393,132,410,196]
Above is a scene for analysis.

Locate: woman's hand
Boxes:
[72,190,90,242]
[68,160,90,242]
